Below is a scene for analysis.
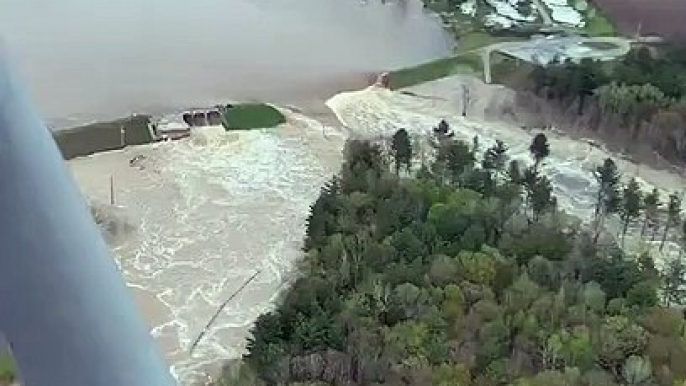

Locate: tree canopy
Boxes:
[527,46,686,164]
[219,124,686,386]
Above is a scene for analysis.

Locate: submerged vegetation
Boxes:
[218,120,686,386]
[221,103,286,131]
[0,353,15,385]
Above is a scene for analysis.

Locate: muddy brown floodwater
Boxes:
[0,0,452,128]
[69,120,349,385]
[1,0,454,383]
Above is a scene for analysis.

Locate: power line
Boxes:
[189,270,262,355]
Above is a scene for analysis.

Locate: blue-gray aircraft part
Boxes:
[0,53,177,386]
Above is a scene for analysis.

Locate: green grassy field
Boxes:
[220,103,286,131]
[387,53,483,89]
[584,8,616,36]
[565,0,616,36]
[387,31,516,89]
[0,353,15,384]
[53,115,153,160]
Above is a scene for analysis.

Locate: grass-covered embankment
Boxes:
[220,103,286,131]
[0,352,15,385]
[387,52,483,89]
[565,0,617,37]
[583,9,616,37]
[387,32,514,89]
[53,115,153,160]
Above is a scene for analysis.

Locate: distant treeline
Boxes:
[522,45,686,164]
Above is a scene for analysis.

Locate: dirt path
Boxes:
[478,35,632,83]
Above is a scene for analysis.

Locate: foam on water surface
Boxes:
[326,77,686,227]
[69,114,345,385]
[68,77,686,385]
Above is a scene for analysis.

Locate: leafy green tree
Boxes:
[641,188,660,239]
[434,139,475,185]
[457,250,497,286]
[429,254,459,287]
[383,320,431,363]
[304,179,340,250]
[585,254,647,300]
[391,128,413,175]
[597,82,671,131]
[529,174,557,223]
[433,363,471,386]
[482,140,509,183]
[433,119,453,141]
[660,192,682,251]
[576,58,607,115]
[529,133,550,172]
[618,178,643,244]
[593,158,622,243]
[507,159,523,185]
[626,280,658,308]
[245,312,287,382]
[662,255,686,306]
[595,316,648,373]
[442,284,465,322]
[582,281,607,314]
[622,356,652,386]
[522,167,556,223]
[241,134,686,386]
[388,282,430,322]
[341,140,386,193]
[503,273,540,313]
[472,135,480,155]
[561,326,595,370]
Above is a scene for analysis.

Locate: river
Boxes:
[0,0,452,128]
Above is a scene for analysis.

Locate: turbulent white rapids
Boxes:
[69,117,346,384]
[328,76,686,250]
[69,76,686,385]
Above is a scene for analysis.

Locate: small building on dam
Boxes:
[150,107,223,142]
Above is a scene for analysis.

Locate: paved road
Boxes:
[479,35,633,83]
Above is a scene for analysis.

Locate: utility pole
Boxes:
[636,20,642,39]
[120,126,126,148]
[189,270,262,354]
[110,175,115,206]
[461,84,470,117]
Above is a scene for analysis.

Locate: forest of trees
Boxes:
[219,121,686,386]
[526,45,686,164]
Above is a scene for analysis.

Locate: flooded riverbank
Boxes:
[65,75,686,385]
[69,117,347,384]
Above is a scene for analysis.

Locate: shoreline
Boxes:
[49,70,380,132]
[51,70,377,161]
